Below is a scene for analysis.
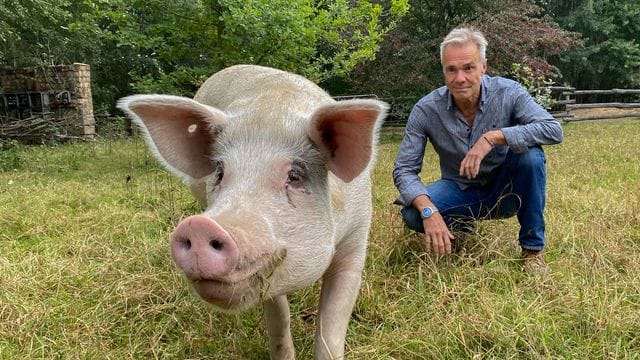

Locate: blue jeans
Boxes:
[400,146,547,251]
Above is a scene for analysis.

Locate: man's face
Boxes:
[442,41,487,105]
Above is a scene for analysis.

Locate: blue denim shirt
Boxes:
[393,75,564,206]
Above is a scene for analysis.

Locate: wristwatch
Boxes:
[420,206,439,219]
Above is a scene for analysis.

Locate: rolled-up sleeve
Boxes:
[392,106,430,206]
[501,84,564,153]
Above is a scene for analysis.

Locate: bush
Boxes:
[95,115,132,138]
[0,139,24,171]
[507,63,556,109]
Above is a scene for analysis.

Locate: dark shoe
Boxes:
[521,249,550,274]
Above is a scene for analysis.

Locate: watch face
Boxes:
[421,207,433,218]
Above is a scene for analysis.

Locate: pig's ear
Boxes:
[117,95,228,183]
[308,99,388,182]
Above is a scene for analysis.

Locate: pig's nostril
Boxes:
[210,239,224,251]
[174,236,192,250]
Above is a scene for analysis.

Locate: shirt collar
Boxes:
[479,75,488,112]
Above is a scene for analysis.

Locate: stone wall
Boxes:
[0,63,95,137]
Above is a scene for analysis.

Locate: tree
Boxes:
[545,0,640,89]
[472,1,581,80]
[0,0,136,113]
[1,0,409,113]
[94,0,409,96]
[0,0,73,66]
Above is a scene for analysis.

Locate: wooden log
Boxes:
[567,103,640,109]
[573,89,640,95]
[565,113,640,122]
[548,86,575,91]
[555,99,576,105]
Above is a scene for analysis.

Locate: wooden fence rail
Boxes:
[573,89,640,95]
[549,87,640,122]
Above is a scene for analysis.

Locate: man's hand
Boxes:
[411,195,455,256]
[423,213,455,256]
[459,131,503,179]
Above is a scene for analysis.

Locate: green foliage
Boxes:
[546,0,640,89]
[473,2,581,80]
[0,0,72,65]
[0,139,24,170]
[93,0,408,95]
[347,0,577,123]
[131,66,213,97]
[0,0,408,113]
[94,115,132,138]
[0,0,135,115]
[507,63,555,109]
[4,0,640,121]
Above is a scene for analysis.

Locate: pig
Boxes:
[117,64,388,359]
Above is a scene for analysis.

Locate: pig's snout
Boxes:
[171,215,239,281]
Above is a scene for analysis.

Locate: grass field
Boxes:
[1,119,639,359]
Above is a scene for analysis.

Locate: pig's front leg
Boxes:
[314,238,367,359]
[264,295,295,360]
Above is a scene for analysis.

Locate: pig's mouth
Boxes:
[190,248,287,311]
[192,278,259,311]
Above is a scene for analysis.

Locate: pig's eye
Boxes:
[286,166,306,189]
[214,161,224,186]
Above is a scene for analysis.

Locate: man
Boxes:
[392,26,563,273]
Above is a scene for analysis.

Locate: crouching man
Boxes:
[392,26,563,273]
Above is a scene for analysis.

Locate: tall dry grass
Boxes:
[1,120,639,359]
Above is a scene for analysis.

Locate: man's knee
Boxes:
[400,206,424,233]
[509,146,546,171]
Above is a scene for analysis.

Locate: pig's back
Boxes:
[194,65,333,115]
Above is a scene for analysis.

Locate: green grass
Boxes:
[1,120,639,359]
